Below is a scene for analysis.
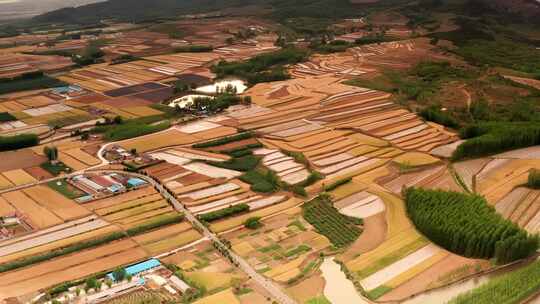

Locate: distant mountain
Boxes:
[30,0,540,26]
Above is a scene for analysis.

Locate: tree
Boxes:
[244,217,262,229]
[113,267,127,281]
[44,146,58,162]
[85,277,98,291]
[113,115,123,124]
[243,96,252,105]
[126,274,133,282]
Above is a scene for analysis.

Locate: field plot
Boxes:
[475,159,540,203]
[0,239,147,298]
[0,53,73,79]
[255,148,309,185]
[227,206,330,287]
[496,187,540,233]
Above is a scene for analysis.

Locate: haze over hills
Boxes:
[0,0,104,21]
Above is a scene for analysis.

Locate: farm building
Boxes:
[107,259,162,282]
[169,275,190,293]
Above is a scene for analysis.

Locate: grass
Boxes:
[306,296,331,304]
[47,179,85,199]
[40,161,72,176]
[366,285,393,300]
[284,244,311,257]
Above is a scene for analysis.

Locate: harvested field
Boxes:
[143,229,201,255]
[120,129,199,152]
[183,162,242,179]
[63,148,100,166]
[360,244,441,291]
[0,216,107,258]
[0,225,120,264]
[0,239,147,298]
[1,169,37,186]
[2,190,63,229]
[22,186,90,221]
[193,289,240,304]
[336,192,385,218]
[0,149,46,172]
[393,152,440,167]
[132,222,191,244]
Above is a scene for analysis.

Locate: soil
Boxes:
[0,149,46,172]
[287,275,325,303]
[24,166,53,180]
[340,212,387,262]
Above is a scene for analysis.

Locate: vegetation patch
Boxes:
[193,132,253,149]
[448,260,540,304]
[453,122,540,160]
[212,48,309,84]
[47,179,85,199]
[240,170,279,193]
[0,134,39,151]
[528,170,540,189]
[208,155,261,172]
[0,112,16,122]
[0,71,67,95]
[324,177,352,192]
[302,195,361,248]
[41,161,72,176]
[199,204,250,223]
[404,188,538,264]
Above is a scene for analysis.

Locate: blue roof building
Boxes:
[127,178,147,188]
[107,259,161,281]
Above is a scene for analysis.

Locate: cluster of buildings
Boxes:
[68,173,147,203]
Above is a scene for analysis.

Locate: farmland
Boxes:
[0,2,538,303]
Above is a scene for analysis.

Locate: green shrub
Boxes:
[0,134,39,151]
[208,155,261,172]
[193,132,253,148]
[405,188,538,264]
[528,170,540,189]
[298,171,323,187]
[324,177,352,192]
[419,106,459,129]
[199,204,250,222]
[244,217,262,229]
[0,112,16,122]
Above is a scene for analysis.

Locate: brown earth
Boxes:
[340,212,387,262]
